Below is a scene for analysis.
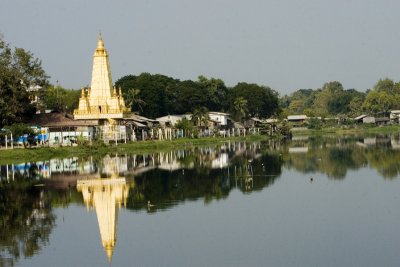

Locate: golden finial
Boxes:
[97,32,105,51]
[119,86,122,96]
[113,86,117,96]
[81,88,85,97]
[87,87,91,97]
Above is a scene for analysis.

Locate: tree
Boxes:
[363,90,395,116]
[348,96,365,116]
[0,36,49,127]
[233,97,248,121]
[41,85,80,113]
[168,80,209,114]
[191,107,209,127]
[175,118,194,132]
[125,88,146,112]
[228,82,279,118]
[313,81,344,117]
[373,78,395,94]
[115,73,178,118]
[197,75,228,111]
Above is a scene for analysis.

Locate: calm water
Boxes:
[1,135,400,267]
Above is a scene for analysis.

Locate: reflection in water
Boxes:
[2,136,400,265]
[77,175,130,262]
[0,179,55,267]
[283,134,400,179]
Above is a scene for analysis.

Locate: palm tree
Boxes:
[191,107,209,127]
[233,96,248,121]
[125,88,146,112]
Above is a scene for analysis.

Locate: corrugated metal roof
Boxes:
[287,115,307,120]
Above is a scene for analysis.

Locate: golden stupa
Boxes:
[74,34,130,120]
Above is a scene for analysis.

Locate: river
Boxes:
[1,135,400,267]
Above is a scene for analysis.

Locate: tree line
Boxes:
[280,79,400,118]
[1,34,400,129]
[115,73,279,120]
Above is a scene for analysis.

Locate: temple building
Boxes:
[28,34,160,144]
[73,34,135,142]
[74,34,130,120]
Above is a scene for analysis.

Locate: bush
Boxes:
[307,118,322,130]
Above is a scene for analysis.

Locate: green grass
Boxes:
[0,135,269,165]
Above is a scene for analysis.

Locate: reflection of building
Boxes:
[77,176,129,262]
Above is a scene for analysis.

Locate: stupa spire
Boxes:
[74,33,130,120]
[97,33,105,51]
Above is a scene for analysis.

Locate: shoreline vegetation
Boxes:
[0,135,269,165]
[291,124,400,136]
[1,124,399,165]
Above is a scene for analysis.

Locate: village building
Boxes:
[156,114,192,127]
[208,112,230,126]
[29,110,98,145]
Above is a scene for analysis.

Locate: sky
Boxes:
[1,0,400,95]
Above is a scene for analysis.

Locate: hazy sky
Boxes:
[1,0,400,94]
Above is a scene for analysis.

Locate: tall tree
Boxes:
[125,88,146,112]
[116,73,178,118]
[197,75,228,111]
[191,107,209,127]
[228,82,279,118]
[41,85,80,113]
[233,96,248,121]
[363,90,395,116]
[0,36,49,127]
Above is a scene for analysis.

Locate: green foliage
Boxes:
[41,85,80,113]
[116,74,280,119]
[232,96,248,121]
[277,121,292,138]
[228,82,279,118]
[175,118,194,131]
[125,88,146,112]
[363,90,396,116]
[0,180,55,266]
[307,118,322,129]
[4,123,34,138]
[191,107,209,127]
[115,73,178,118]
[0,36,49,127]
[284,82,367,117]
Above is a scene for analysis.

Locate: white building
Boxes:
[208,112,230,126]
[156,114,191,126]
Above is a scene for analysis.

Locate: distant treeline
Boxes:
[114,73,279,120]
[281,79,400,118]
[2,32,400,129]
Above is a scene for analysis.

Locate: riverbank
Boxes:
[0,135,269,165]
[291,125,400,136]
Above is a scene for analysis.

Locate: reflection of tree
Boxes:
[365,148,400,179]
[283,136,400,180]
[285,143,366,179]
[0,179,55,267]
[126,151,283,211]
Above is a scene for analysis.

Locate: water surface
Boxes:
[1,135,400,267]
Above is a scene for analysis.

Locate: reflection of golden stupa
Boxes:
[77,175,130,262]
[74,34,130,120]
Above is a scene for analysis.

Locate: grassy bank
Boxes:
[0,135,269,165]
[291,125,400,136]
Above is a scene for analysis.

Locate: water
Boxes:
[1,135,400,267]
